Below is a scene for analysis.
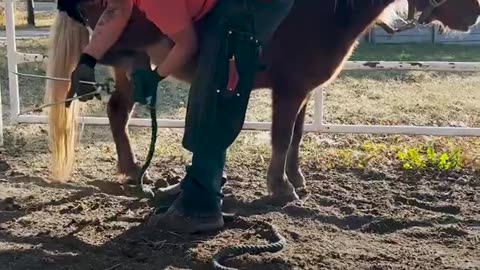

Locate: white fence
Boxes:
[367,25,480,44]
[2,0,480,147]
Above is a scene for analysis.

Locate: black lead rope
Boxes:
[212,219,287,270]
[138,106,158,198]
[135,101,288,270]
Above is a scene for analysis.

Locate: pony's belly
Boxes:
[81,4,164,52]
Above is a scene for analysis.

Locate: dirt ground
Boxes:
[0,126,478,270]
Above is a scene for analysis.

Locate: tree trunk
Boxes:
[27,0,35,26]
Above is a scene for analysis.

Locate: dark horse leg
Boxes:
[285,96,309,189]
[107,67,146,183]
[267,89,308,203]
[106,53,153,184]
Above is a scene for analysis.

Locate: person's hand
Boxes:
[131,68,165,107]
[66,54,100,108]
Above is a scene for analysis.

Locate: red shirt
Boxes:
[134,0,218,36]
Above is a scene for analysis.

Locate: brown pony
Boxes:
[44,0,480,202]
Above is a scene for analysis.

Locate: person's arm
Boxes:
[83,0,133,60]
[155,22,198,78]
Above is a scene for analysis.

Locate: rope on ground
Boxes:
[138,107,158,198]
[212,218,287,270]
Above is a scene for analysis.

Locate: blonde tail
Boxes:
[44,12,89,182]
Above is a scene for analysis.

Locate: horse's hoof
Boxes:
[267,174,299,205]
[118,163,155,186]
[287,169,306,189]
[121,172,153,185]
[268,190,300,206]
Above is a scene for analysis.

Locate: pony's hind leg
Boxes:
[108,66,150,184]
[286,98,308,189]
[267,91,307,204]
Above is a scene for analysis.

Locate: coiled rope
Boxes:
[212,218,287,270]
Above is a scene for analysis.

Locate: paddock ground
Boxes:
[0,40,479,269]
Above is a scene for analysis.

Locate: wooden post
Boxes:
[27,0,35,26]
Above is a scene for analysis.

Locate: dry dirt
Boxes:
[0,126,478,270]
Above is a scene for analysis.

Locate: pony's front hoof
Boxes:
[267,179,300,206]
[121,171,153,185]
[269,190,300,206]
[118,163,156,186]
[287,168,306,190]
[267,172,300,203]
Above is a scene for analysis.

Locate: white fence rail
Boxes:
[2,0,480,146]
[367,25,480,44]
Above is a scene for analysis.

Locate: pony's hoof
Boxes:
[287,169,306,189]
[267,173,299,205]
[267,179,300,206]
[120,170,153,186]
[269,190,300,206]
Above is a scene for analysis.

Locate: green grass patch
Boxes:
[396,141,461,171]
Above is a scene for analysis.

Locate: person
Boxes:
[60,0,134,107]
[142,0,295,234]
[62,0,295,233]
[63,0,218,107]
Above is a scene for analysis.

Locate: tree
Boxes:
[27,0,35,26]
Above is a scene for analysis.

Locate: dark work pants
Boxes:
[179,0,295,216]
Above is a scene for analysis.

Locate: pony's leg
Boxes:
[286,99,308,189]
[267,91,307,203]
[108,67,147,183]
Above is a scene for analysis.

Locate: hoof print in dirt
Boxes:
[0,197,21,211]
[0,160,11,172]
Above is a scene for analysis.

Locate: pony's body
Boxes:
[46,0,480,201]
[83,0,396,86]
